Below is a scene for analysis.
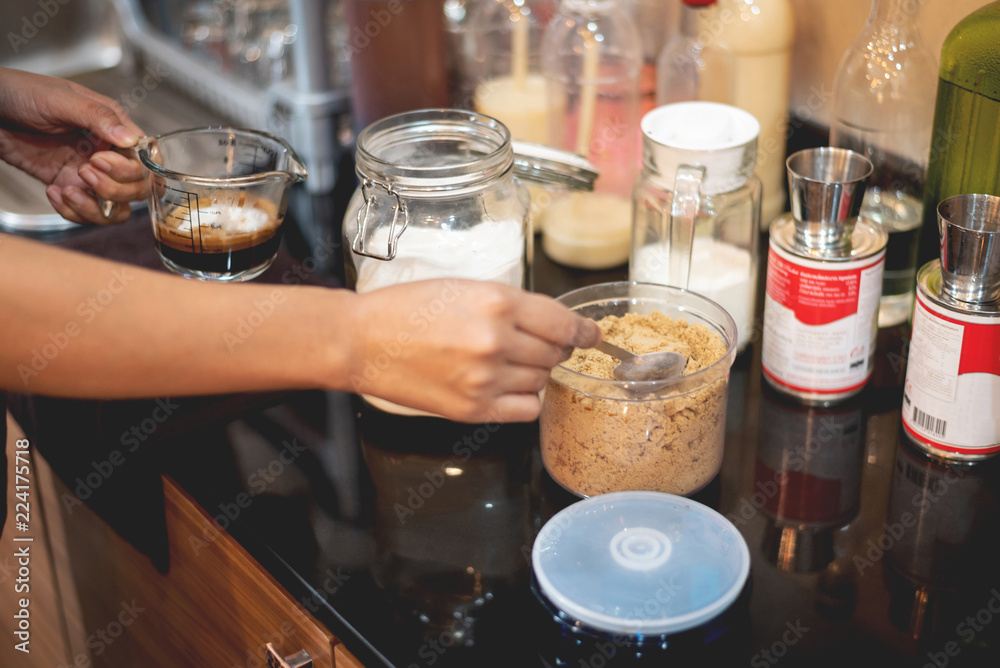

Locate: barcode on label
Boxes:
[912,406,947,438]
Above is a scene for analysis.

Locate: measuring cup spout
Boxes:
[284,153,308,183]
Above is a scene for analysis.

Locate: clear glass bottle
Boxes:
[655,0,734,107]
[830,0,937,329]
[916,2,1000,269]
[539,0,643,269]
[465,0,559,144]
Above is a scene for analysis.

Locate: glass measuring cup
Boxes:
[138,127,307,281]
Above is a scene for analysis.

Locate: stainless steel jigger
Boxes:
[938,194,1000,304]
[787,147,872,251]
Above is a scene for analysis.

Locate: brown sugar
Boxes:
[540,311,729,497]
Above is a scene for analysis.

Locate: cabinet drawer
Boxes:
[35,455,343,668]
[156,474,338,667]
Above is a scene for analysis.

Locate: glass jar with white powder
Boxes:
[629,102,761,352]
[345,109,531,297]
[345,108,599,415]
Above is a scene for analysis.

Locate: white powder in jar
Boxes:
[353,217,526,417]
[354,219,526,294]
[632,237,753,351]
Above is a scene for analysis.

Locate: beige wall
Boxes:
[787,0,993,127]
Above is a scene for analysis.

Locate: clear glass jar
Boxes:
[630,102,761,353]
[540,282,738,498]
[343,109,531,297]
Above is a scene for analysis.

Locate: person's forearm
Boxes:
[0,234,356,398]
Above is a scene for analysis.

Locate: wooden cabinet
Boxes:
[148,474,339,667]
[335,644,366,668]
[2,427,363,668]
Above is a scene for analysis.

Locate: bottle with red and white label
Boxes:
[902,194,1000,461]
[762,147,887,405]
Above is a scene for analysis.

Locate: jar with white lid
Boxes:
[629,102,761,353]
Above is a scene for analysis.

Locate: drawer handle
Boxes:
[266,643,313,668]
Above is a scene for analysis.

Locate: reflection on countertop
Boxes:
[7,223,1000,667]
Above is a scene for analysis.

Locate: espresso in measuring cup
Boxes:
[137,127,307,282]
[153,194,282,277]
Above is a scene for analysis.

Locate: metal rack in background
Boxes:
[114,0,351,196]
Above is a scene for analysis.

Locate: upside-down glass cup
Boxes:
[540,281,738,498]
[138,127,307,281]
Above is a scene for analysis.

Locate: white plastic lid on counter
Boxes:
[531,491,750,636]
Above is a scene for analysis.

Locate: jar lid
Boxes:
[512,140,599,191]
[641,102,759,195]
[532,491,750,636]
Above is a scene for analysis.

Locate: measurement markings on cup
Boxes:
[165,187,203,253]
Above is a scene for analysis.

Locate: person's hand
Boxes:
[347,279,601,423]
[0,67,146,224]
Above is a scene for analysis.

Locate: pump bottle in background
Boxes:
[916,1,1000,268]
[700,0,795,230]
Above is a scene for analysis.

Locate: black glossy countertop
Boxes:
[8,207,1000,668]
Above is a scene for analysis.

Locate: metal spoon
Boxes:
[596,340,687,382]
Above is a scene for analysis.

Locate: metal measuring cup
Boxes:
[937,193,1000,304]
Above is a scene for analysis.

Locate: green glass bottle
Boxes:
[917,1,1000,267]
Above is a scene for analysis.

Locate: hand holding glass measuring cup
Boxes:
[134,127,307,281]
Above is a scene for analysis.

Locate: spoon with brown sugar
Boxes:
[594,339,687,382]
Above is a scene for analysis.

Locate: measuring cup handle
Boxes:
[668,164,705,290]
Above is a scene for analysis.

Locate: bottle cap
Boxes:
[640,102,759,196]
[937,193,1000,303]
[532,491,750,635]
